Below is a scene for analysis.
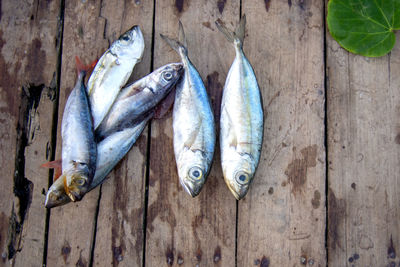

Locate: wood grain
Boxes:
[238,0,326,266]
[146,0,239,266]
[327,23,400,267]
[91,1,154,266]
[3,0,400,266]
[0,0,60,265]
[46,1,109,266]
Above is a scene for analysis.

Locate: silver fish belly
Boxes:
[161,23,216,197]
[61,70,97,201]
[45,114,151,208]
[96,63,183,140]
[87,25,145,129]
[173,62,216,197]
[218,16,264,200]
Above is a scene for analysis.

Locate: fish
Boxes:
[87,25,145,129]
[60,57,97,202]
[216,15,264,200]
[45,114,152,208]
[96,63,183,140]
[160,22,216,197]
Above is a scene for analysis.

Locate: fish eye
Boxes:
[188,167,203,180]
[75,178,86,186]
[235,171,250,185]
[162,71,173,81]
[121,34,130,41]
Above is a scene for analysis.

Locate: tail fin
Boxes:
[178,21,187,48]
[160,21,188,57]
[75,56,98,75]
[215,15,246,47]
[41,159,62,181]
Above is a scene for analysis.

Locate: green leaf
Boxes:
[327,0,400,57]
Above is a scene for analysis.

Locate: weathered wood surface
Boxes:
[1,0,400,266]
[238,0,326,266]
[327,20,400,267]
[0,0,60,266]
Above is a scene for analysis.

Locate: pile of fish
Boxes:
[43,15,263,208]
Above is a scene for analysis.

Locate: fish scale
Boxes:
[96,63,183,140]
[45,115,151,208]
[161,22,216,197]
[61,68,97,202]
[87,25,145,129]
[217,15,264,200]
[45,61,184,207]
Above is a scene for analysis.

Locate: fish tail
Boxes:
[75,56,97,75]
[235,15,246,45]
[215,15,246,47]
[160,22,188,58]
[178,21,188,48]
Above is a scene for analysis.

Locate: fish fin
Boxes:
[215,19,235,43]
[215,16,246,46]
[160,22,188,58]
[178,21,187,49]
[41,159,62,169]
[63,175,75,202]
[160,34,187,57]
[153,87,176,119]
[41,159,62,181]
[235,15,246,45]
[75,56,98,75]
[89,58,98,71]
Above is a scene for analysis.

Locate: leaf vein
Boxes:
[335,0,390,29]
[372,0,392,28]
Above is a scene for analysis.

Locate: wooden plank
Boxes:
[327,23,400,267]
[46,1,110,266]
[91,1,154,266]
[238,1,326,266]
[146,0,239,266]
[0,0,60,265]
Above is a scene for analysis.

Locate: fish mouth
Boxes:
[45,190,70,208]
[180,179,201,197]
[125,25,141,38]
[226,182,249,200]
[44,191,57,208]
[130,25,140,33]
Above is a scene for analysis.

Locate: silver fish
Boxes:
[96,63,183,140]
[161,22,216,197]
[45,114,151,208]
[216,15,264,200]
[88,25,145,129]
[61,67,97,202]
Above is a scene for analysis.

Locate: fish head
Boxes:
[64,172,90,202]
[223,153,255,200]
[159,63,184,86]
[112,25,145,60]
[177,150,210,197]
[45,176,70,208]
